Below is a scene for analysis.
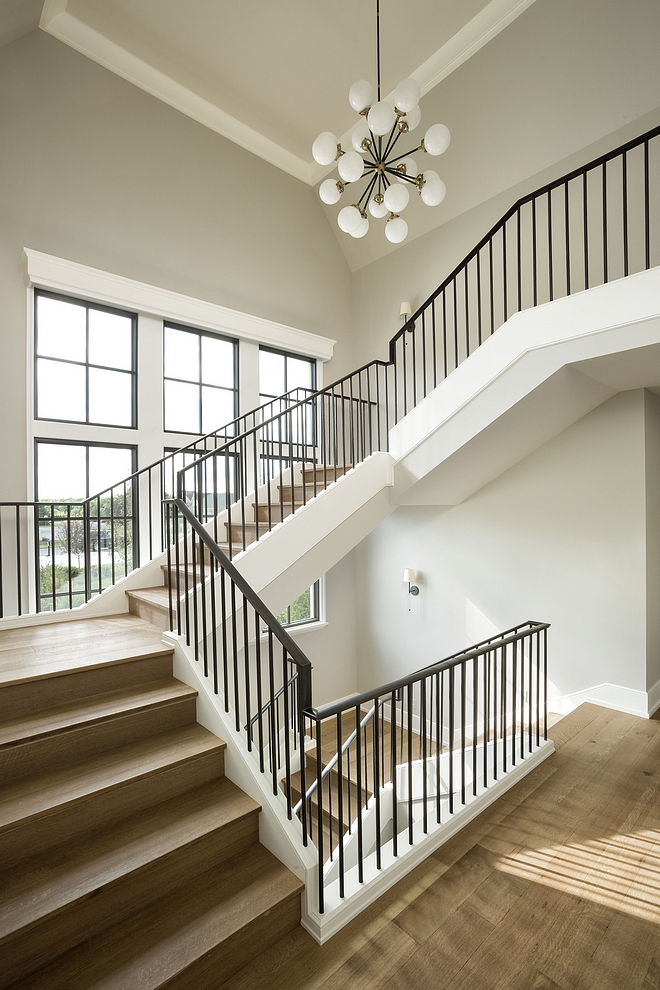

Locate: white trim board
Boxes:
[549,681,660,720]
[40,0,538,186]
[23,248,335,361]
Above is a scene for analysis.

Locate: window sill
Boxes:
[261,620,327,640]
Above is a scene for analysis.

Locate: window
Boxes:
[35,440,137,611]
[259,347,315,406]
[276,581,320,628]
[36,440,136,503]
[164,324,237,435]
[35,291,136,427]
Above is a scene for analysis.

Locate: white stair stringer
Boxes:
[391,265,660,505]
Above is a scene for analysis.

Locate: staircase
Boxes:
[0,615,303,989]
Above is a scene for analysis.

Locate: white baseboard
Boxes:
[549,680,660,719]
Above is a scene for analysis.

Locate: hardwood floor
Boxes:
[220,703,660,990]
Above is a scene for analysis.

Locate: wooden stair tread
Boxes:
[13,845,304,990]
[0,645,174,691]
[0,678,196,749]
[0,777,259,943]
[0,723,225,835]
[126,587,172,607]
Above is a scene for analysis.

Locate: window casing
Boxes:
[276,581,320,628]
[35,290,137,428]
[164,323,238,435]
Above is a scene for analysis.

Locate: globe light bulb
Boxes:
[396,157,418,184]
[420,177,446,206]
[368,197,389,219]
[349,79,374,113]
[383,184,410,213]
[351,120,372,153]
[312,131,339,166]
[319,179,343,205]
[422,169,439,183]
[350,216,370,238]
[423,123,451,156]
[338,205,362,233]
[368,101,395,137]
[393,77,420,113]
[403,106,421,131]
[337,150,365,183]
[385,216,409,243]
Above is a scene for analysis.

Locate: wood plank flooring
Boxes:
[220,703,660,990]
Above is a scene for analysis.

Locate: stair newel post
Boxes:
[316,719,324,913]
[224,448,233,561]
[209,542,218,695]
[268,629,277,794]
[251,429,259,542]
[220,565,229,710]
[165,502,173,633]
[199,528,208,679]
[239,436,247,552]
[407,684,413,844]
[231,576,240,732]
[337,711,345,897]
[191,519,199,664]
[436,671,442,825]
[421,676,428,834]
[373,696,381,870]
[391,690,398,857]
[254,607,264,771]
[243,591,251,749]
[355,703,364,883]
[448,666,454,815]
[173,502,181,636]
[281,645,292,814]
[182,515,190,646]
[543,625,548,741]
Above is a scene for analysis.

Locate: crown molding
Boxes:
[39,1,313,184]
[24,248,336,361]
[311,0,539,185]
[41,0,537,188]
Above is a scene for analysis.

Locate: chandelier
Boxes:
[312,0,450,244]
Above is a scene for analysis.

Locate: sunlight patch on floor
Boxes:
[496,830,660,923]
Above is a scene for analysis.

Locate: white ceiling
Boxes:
[33,0,537,183]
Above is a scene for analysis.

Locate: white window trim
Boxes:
[23,249,335,362]
[24,249,334,500]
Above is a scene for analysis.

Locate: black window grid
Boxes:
[34,289,138,429]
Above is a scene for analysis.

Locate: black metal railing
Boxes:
[161,505,550,914]
[164,496,312,833]
[175,362,390,558]
[0,389,314,618]
[390,124,660,416]
[173,125,660,562]
[300,620,549,913]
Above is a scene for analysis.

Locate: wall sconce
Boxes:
[403,568,419,596]
[399,301,415,332]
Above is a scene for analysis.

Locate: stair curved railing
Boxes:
[0,388,315,618]
[163,492,550,915]
[174,124,660,560]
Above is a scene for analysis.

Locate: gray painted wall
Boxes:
[0,30,353,499]
[354,391,651,703]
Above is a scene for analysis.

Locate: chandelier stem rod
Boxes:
[376,0,381,102]
[382,123,401,162]
[384,169,417,184]
[386,146,420,167]
[358,172,379,209]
